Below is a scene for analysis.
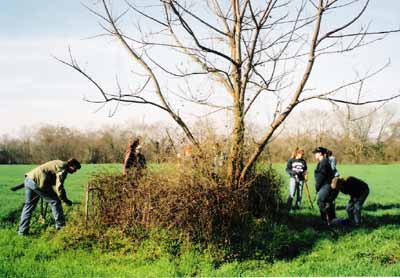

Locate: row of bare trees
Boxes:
[0,123,173,164]
[264,105,400,162]
[1,106,399,164]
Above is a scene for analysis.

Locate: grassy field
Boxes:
[0,163,399,277]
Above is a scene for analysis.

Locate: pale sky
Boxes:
[1,1,399,137]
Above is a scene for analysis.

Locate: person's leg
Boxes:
[346,198,355,223]
[353,188,370,225]
[317,184,331,223]
[287,177,296,210]
[39,190,65,229]
[18,178,40,235]
[327,201,336,221]
[325,188,338,221]
[295,180,304,208]
[20,178,66,230]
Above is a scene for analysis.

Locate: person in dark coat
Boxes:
[313,146,338,224]
[123,138,146,175]
[331,176,370,226]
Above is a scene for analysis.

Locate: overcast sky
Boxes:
[1,0,399,137]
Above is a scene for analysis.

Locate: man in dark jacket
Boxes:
[331,176,370,225]
[313,147,338,224]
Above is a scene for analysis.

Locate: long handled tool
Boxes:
[10,183,24,191]
[39,198,49,224]
[303,179,314,209]
[10,182,49,223]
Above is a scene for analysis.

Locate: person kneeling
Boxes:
[331,176,370,226]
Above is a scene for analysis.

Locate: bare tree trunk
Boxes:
[227,0,245,188]
[228,96,245,188]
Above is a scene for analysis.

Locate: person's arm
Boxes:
[316,159,334,191]
[55,170,71,205]
[123,150,132,174]
[314,169,323,192]
[285,159,295,176]
[315,160,330,192]
[325,159,334,180]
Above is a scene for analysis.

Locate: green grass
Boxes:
[0,163,399,277]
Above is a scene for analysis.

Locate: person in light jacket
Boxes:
[18,158,81,235]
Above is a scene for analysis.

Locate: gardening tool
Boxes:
[10,182,24,191]
[39,198,49,224]
[303,179,314,209]
[11,182,53,224]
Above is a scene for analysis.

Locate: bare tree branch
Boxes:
[322,94,400,105]
[241,0,325,181]
[167,1,237,65]
[317,0,370,45]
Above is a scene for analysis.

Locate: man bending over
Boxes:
[18,158,81,235]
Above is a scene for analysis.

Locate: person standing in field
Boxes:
[313,147,338,225]
[123,138,147,175]
[331,176,370,226]
[285,148,308,211]
[135,144,147,170]
[18,158,81,236]
[326,149,340,177]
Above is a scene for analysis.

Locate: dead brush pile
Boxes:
[85,156,283,243]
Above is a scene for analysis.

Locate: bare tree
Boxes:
[59,0,400,187]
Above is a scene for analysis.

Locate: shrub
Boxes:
[83,151,283,246]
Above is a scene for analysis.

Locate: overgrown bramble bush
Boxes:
[83,151,283,245]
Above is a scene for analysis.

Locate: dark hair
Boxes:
[129,138,140,149]
[312,146,328,154]
[67,158,81,169]
[326,149,333,156]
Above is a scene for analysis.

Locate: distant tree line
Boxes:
[0,123,177,165]
[1,108,399,165]
[266,107,400,163]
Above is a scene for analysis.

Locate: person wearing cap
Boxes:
[18,158,81,235]
[331,176,369,226]
[313,147,338,224]
[285,148,308,210]
[123,138,146,175]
